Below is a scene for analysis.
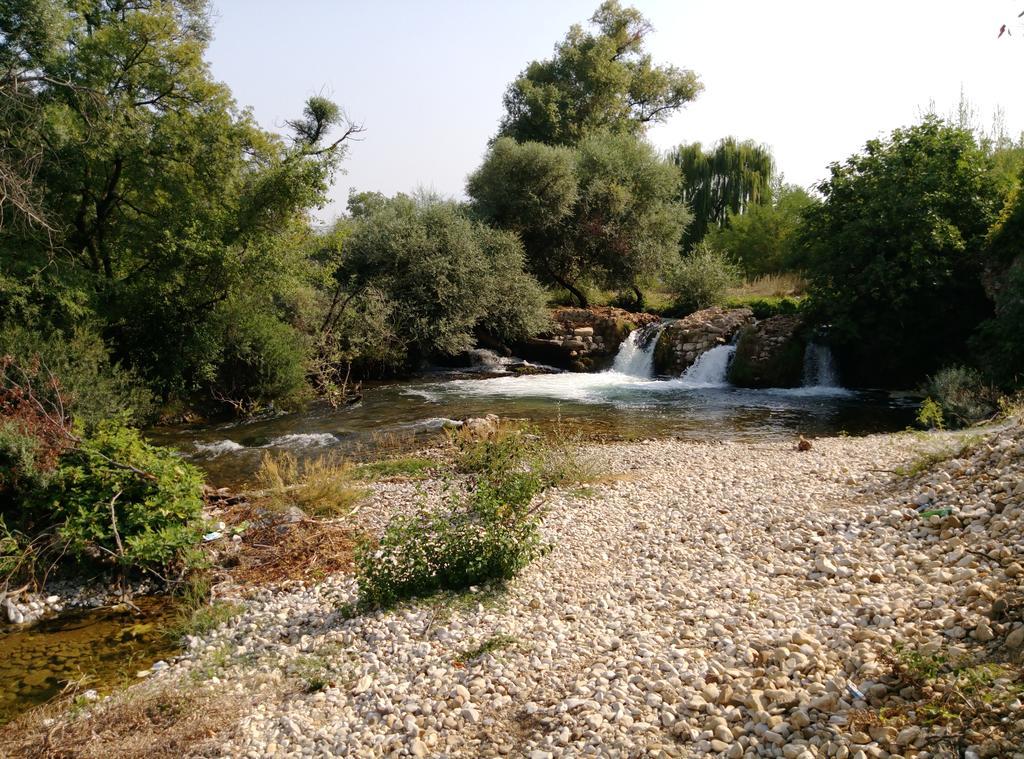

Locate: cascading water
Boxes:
[681,344,735,387]
[610,323,665,378]
[802,342,839,388]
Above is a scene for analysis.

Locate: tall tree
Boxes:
[671,138,775,249]
[497,1,701,146]
[468,133,686,308]
[0,0,359,403]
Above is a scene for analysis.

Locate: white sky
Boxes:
[206,0,1024,221]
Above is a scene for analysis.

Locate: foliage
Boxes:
[468,132,687,308]
[353,472,545,608]
[352,456,435,481]
[799,118,1000,387]
[323,194,549,369]
[574,131,688,309]
[972,179,1024,388]
[355,425,591,608]
[668,243,741,315]
[922,366,999,428]
[916,397,945,430]
[1,0,358,409]
[497,1,701,146]
[0,327,154,425]
[708,183,817,275]
[671,138,775,249]
[723,295,803,320]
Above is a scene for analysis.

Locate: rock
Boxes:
[727,314,805,388]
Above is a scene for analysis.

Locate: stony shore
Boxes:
[13,422,1024,758]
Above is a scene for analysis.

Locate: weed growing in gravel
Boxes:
[354,426,578,608]
[895,435,980,478]
[458,634,518,663]
[166,575,244,639]
[351,456,435,481]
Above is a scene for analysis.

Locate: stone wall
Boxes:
[515,307,660,371]
[728,314,806,388]
[652,307,754,376]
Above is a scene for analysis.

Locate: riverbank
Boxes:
[2,422,1022,758]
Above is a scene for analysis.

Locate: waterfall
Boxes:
[610,323,664,378]
[681,344,735,387]
[469,348,512,372]
[802,343,839,387]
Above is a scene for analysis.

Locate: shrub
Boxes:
[354,473,545,609]
[923,366,1000,429]
[669,243,741,315]
[723,295,803,320]
[1,412,206,581]
[355,425,587,608]
[916,397,945,430]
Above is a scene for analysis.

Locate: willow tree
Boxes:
[671,138,775,249]
[497,1,702,146]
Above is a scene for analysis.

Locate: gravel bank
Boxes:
[105,426,1024,756]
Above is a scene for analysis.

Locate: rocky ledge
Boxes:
[515,307,660,371]
[653,307,754,375]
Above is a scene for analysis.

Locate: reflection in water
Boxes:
[153,369,917,486]
[0,597,179,723]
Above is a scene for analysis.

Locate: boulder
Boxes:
[652,307,754,375]
[728,315,806,388]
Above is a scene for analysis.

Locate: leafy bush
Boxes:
[355,425,589,608]
[38,420,206,571]
[916,397,946,430]
[669,243,741,315]
[0,327,154,425]
[354,471,545,609]
[922,366,999,429]
[723,295,804,320]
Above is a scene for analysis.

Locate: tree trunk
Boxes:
[553,275,588,308]
[632,285,645,312]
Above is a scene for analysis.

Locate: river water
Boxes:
[154,334,918,486]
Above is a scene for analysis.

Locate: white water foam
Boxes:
[194,439,245,457]
[611,327,659,377]
[802,342,840,388]
[680,345,735,388]
[263,432,338,449]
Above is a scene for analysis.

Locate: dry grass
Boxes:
[0,681,247,759]
[217,501,359,587]
[727,272,807,298]
[255,451,365,517]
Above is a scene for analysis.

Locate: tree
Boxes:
[707,183,816,275]
[321,195,549,370]
[671,138,775,249]
[468,133,687,308]
[799,118,1000,387]
[0,0,359,407]
[497,1,701,146]
[574,131,688,309]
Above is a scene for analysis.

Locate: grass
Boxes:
[255,452,366,517]
[0,680,248,759]
[867,641,1024,752]
[457,634,518,663]
[726,272,807,299]
[895,433,981,478]
[164,575,244,640]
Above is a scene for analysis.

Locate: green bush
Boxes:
[723,295,804,320]
[355,425,582,608]
[922,366,999,429]
[669,243,741,315]
[0,327,154,425]
[3,419,206,579]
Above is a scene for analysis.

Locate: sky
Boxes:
[205,0,1024,221]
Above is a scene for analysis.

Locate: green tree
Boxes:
[321,195,549,370]
[0,0,359,408]
[468,133,686,308]
[497,1,701,146]
[574,131,688,309]
[708,183,816,275]
[800,118,999,387]
[671,138,775,249]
